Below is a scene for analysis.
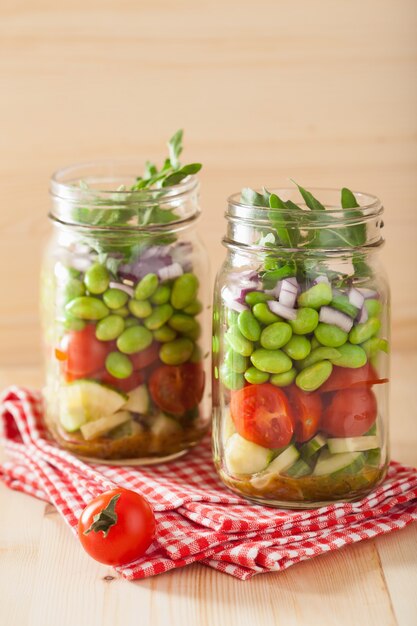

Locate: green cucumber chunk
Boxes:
[327,436,379,454]
[225,433,273,475]
[313,450,365,477]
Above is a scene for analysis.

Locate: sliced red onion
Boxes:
[237,287,261,305]
[348,288,365,310]
[267,300,297,320]
[158,262,184,282]
[314,275,330,285]
[265,281,282,298]
[332,288,344,298]
[281,278,298,294]
[279,289,297,308]
[109,281,134,297]
[319,307,354,332]
[357,306,369,324]
[222,288,249,312]
[70,255,94,272]
[141,245,172,259]
[356,287,379,300]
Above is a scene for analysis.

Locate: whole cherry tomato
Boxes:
[149,362,205,416]
[285,385,322,443]
[321,387,377,437]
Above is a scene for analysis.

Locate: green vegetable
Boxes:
[105,352,134,379]
[250,348,293,374]
[95,315,125,341]
[289,308,319,335]
[225,325,254,357]
[252,302,282,325]
[295,360,333,391]
[220,366,245,391]
[349,317,381,344]
[159,338,194,365]
[225,350,248,374]
[65,296,109,320]
[237,310,262,342]
[260,322,292,350]
[168,312,198,334]
[171,273,199,309]
[282,335,311,361]
[314,323,348,348]
[117,326,153,354]
[134,273,159,300]
[153,325,177,342]
[297,283,332,309]
[151,284,171,305]
[84,263,110,295]
[245,291,269,306]
[103,288,129,310]
[330,343,367,368]
[128,299,152,319]
[270,368,297,387]
[244,367,269,385]
[144,304,174,330]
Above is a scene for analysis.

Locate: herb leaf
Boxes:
[168,129,184,169]
[341,187,359,208]
[292,181,326,211]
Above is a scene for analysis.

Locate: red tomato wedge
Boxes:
[98,368,144,393]
[63,325,110,378]
[285,385,322,443]
[230,383,294,449]
[130,343,160,370]
[321,387,377,437]
[319,364,388,393]
[149,362,205,416]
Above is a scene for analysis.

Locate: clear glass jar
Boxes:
[212,188,390,507]
[41,160,211,464]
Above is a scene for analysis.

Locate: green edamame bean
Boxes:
[151,284,171,305]
[124,317,140,328]
[153,325,177,342]
[220,365,245,391]
[226,309,239,326]
[282,335,311,361]
[112,306,129,318]
[244,366,269,384]
[289,308,319,335]
[105,351,133,379]
[183,300,203,315]
[225,349,248,374]
[250,349,293,374]
[296,360,333,392]
[190,344,203,363]
[63,315,86,331]
[365,299,382,317]
[65,296,109,320]
[134,273,159,300]
[238,310,261,342]
[331,295,358,319]
[168,312,198,334]
[63,278,85,303]
[128,299,152,319]
[117,326,153,354]
[245,291,269,306]
[300,346,341,369]
[270,368,297,387]
[297,283,332,309]
[349,317,381,345]
[144,304,174,330]
[225,325,253,357]
[260,322,293,350]
[95,315,125,341]
[361,337,389,358]
[84,263,110,295]
[330,343,367,368]
[171,273,199,309]
[252,302,282,325]
[311,336,321,349]
[183,319,201,341]
[159,338,194,365]
[314,323,348,347]
[103,288,129,310]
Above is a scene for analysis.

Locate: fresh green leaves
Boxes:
[168,129,184,169]
[341,187,359,209]
[292,181,326,211]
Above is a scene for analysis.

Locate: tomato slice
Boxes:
[321,387,377,437]
[97,368,144,393]
[149,362,205,416]
[230,383,294,449]
[285,385,322,443]
[130,343,160,370]
[319,364,388,393]
[63,325,110,378]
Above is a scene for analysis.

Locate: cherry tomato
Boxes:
[130,343,160,370]
[63,325,110,378]
[285,385,322,443]
[78,488,156,566]
[320,364,388,393]
[321,387,377,437]
[230,383,294,449]
[148,362,205,416]
[98,368,144,393]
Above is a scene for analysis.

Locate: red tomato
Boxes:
[98,368,144,393]
[230,383,294,449]
[63,325,110,378]
[285,385,322,443]
[149,363,205,416]
[78,488,156,566]
[321,387,377,437]
[320,364,388,393]
[130,343,160,370]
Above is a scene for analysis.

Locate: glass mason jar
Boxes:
[41,161,211,464]
[212,188,390,507]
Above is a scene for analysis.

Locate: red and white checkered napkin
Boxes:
[1,386,417,581]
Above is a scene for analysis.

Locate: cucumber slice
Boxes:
[300,434,327,460]
[109,420,144,439]
[150,413,182,437]
[251,445,299,488]
[327,436,379,454]
[221,407,236,444]
[313,449,365,477]
[366,448,382,468]
[225,433,273,475]
[80,411,132,440]
[284,457,312,478]
[59,380,127,432]
[123,385,150,414]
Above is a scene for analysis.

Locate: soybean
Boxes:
[63,278,85,303]
[330,343,367,368]
[225,349,248,374]
[117,326,153,354]
[245,291,269,306]
[183,319,201,341]
[225,325,253,357]
[112,306,129,318]
[226,309,239,326]
[365,299,382,317]
[297,283,332,309]
[134,273,159,300]
[84,263,110,295]
[151,284,171,305]
[153,325,177,342]
[159,338,194,365]
[105,352,133,379]
[252,302,282,325]
[168,312,198,334]
[220,365,245,391]
[361,337,389,358]
[238,310,261,342]
[66,296,109,320]
[260,322,292,350]
[183,300,203,315]
[103,288,129,310]
[289,308,319,335]
[349,317,381,344]
[171,273,199,309]
[63,315,86,331]
[124,317,140,328]
[250,349,293,374]
[244,367,269,385]
[190,344,203,363]
[296,361,333,392]
[300,346,341,369]
[314,323,348,347]
[95,315,125,341]
[282,335,311,360]
[270,368,297,387]
[144,304,174,330]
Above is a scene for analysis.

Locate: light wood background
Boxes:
[0,1,416,625]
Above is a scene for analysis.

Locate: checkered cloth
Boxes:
[1,387,416,580]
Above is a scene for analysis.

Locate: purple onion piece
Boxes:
[222,288,249,313]
[319,306,354,332]
[348,288,365,310]
[314,275,330,285]
[357,306,369,324]
[158,262,184,282]
[109,281,135,297]
[267,300,297,321]
[70,256,94,272]
[279,289,297,308]
[356,287,379,300]
[119,256,172,282]
[281,278,298,294]
[264,281,282,298]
